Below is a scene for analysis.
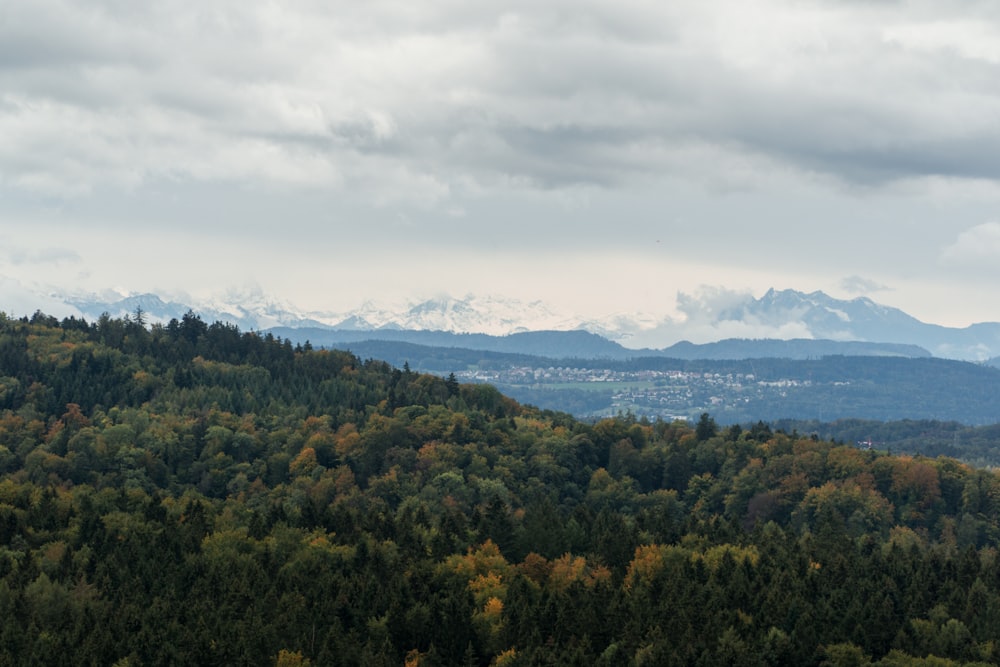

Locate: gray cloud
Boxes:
[7,0,1000,200]
[8,248,81,266]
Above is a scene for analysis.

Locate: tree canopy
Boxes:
[1,311,1000,665]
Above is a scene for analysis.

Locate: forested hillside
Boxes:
[3,311,1000,665]
[773,419,1000,470]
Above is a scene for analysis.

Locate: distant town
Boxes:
[454,365,819,421]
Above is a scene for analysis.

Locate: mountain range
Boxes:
[13,285,1000,361]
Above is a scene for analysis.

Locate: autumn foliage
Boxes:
[0,311,1000,665]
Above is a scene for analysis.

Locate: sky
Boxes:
[3,0,1000,328]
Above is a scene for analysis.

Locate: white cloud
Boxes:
[674,286,756,324]
[0,274,83,319]
[840,275,890,295]
[884,19,1000,65]
[611,285,820,347]
[940,222,1000,269]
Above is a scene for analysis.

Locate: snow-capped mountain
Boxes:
[532,287,998,360]
[65,287,331,332]
[60,289,596,337]
[194,287,333,330]
[686,288,1000,360]
[65,293,191,324]
[719,289,853,333]
[335,295,581,334]
[8,283,1000,360]
[716,289,926,342]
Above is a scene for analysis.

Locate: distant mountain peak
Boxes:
[16,284,1000,361]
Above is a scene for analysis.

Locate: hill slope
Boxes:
[2,311,1000,664]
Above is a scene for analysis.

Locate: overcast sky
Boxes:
[3,0,1000,327]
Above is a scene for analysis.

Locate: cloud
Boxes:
[884,18,1000,65]
[623,286,817,346]
[5,0,1000,206]
[1,243,81,267]
[4,0,1000,330]
[840,275,890,295]
[0,274,82,319]
[940,222,1000,269]
[675,286,756,324]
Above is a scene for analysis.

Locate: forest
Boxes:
[3,310,1000,665]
